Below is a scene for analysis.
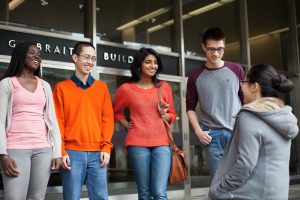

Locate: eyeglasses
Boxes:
[206,47,225,54]
[78,54,97,62]
[239,80,250,85]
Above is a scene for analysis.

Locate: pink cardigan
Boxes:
[113,81,176,148]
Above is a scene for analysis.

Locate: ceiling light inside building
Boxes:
[41,0,48,6]
[116,8,169,31]
[147,0,235,34]
[9,0,25,11]
[188,2,221,16]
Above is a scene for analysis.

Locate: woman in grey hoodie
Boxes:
[209,64,299,200]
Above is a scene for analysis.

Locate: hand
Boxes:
[127,121,133,130]
[62,155,71,170]
[196,130,212,145]
[120,119,133,130]
[161,113,171,122]
[0,155,19,177]
[158,100,169,116]
[100,152,110,168]
[51,157,62,171]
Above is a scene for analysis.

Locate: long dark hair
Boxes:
[247,64,294,97]
[1,41,41,80]
[130,47,163,86]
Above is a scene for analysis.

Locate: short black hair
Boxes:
[202,27,225,45]
[72,42,95,55]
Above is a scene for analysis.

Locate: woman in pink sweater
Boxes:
[113,47,176,200]
[0,42,61,200]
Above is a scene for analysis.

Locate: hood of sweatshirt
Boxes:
[241,97,299,139]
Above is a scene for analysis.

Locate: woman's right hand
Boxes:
[51,157,62,171]
[0,155,19,177]
[127,121,133,129]
[120,119,133,130]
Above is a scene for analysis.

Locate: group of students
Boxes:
[0,40,175,200]
[0,26,298,200]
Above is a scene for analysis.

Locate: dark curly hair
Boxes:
[130,47,163,86]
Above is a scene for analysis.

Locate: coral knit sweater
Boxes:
[53,79,114,156]
[113,81,176,148]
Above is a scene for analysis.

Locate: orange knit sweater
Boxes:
[53,79,114,156]
[113,81,176,148]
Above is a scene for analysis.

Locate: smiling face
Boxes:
[140,54,158,78]
[202,39,225,67]
[72,46,96,76]
[24,45,41,72]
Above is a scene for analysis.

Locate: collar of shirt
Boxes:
[71,73,95,90]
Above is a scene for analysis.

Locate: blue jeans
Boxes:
[203,126,232,177]
[128,146,171,200]
[60,150,108,200]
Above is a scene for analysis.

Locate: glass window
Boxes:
[97,0,175,53]
[40,67,74,188]
[183,0,241,63]
[296,0,300,65]
[248,0,300,176]
[248,0,289,72]
[292,0,300,177]
[0,62,8,77]
[189,105,211,187]
[297,0,300,24]
[1,0,84,35]
[41,67,74,89]
[99,74,135,184]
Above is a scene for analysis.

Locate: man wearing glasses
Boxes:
[186,27,245,177]
[53,42,114,200]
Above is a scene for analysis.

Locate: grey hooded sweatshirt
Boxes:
[209,97,299,200]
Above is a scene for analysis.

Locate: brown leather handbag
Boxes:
[157,87,188,184]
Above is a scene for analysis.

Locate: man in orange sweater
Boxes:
[53,42,114,200]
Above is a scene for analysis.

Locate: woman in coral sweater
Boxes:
[113,47,176,200]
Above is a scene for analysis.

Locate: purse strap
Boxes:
[157,86,179,151]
